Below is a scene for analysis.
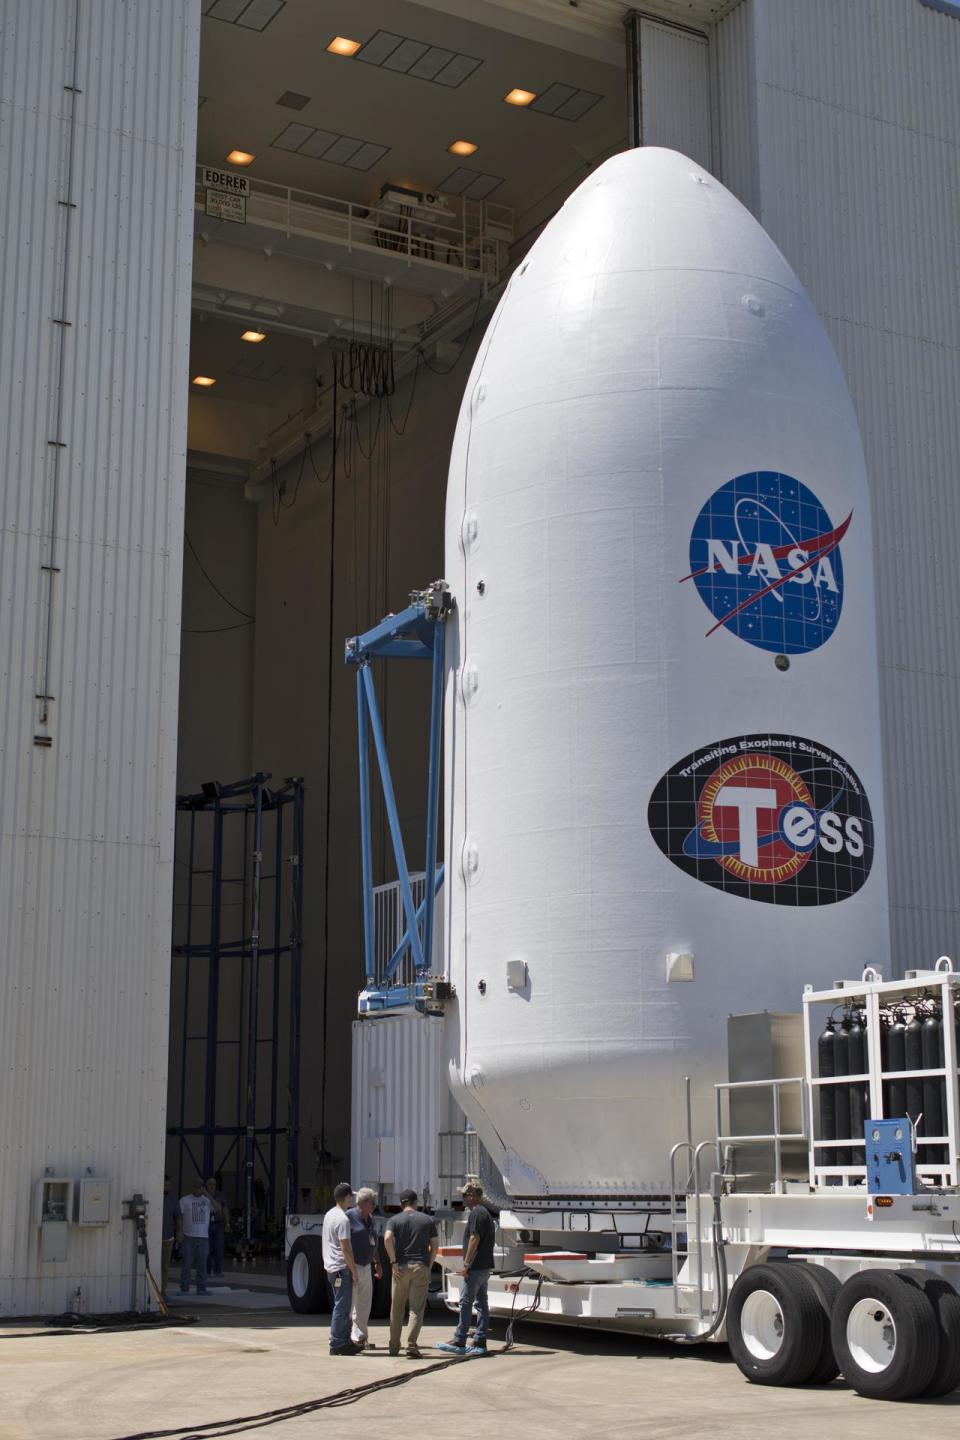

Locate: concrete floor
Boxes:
[2,1301,959,1440]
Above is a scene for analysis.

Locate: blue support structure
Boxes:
[345,580,452,1014]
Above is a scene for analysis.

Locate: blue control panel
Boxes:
[865,1118,916,1195]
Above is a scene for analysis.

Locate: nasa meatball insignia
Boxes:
[647,735,873,905]
[682,471,850,654]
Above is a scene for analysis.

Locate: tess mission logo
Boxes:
[648,735,874,905]
[682,472,850,655]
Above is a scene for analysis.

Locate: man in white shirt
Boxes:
[177,1178,212,1295]
[322,1183,358,1354]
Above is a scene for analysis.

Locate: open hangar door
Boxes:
[172,0,725,1248]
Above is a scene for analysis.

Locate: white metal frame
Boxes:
[802,959,960,1190]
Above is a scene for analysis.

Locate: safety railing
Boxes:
[370,875,446,989]
[669,1137,721,1319]
[438,1129,480,1187]
[195,169,508,284]
[714,1076,809,1194]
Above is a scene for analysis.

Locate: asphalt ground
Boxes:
[2,1299,959,1440]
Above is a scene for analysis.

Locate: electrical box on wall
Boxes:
[77,1177,111,1225]
[35,1178,74,1263]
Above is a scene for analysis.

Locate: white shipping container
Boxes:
[351,1009,465,1209]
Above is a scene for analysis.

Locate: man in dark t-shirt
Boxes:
[437,1181,496,1356]
[384,1189,439,1357]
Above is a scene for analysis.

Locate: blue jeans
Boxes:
[453,1267,492,1346]
[179,1236,209,1292]
[328,1268,354,1350]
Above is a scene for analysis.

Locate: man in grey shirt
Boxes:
[384,1189,439,1358]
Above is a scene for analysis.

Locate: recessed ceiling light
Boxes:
[225,149,255,166]
[192,375,216,387]
[504,88,537,106]
[327,35,362,56]
[241,329,267,343]
[448,139,478,156]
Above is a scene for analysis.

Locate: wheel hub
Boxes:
[740,1289,786,1361]
[847,1296,898,1374]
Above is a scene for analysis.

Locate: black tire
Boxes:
[832,1268,938,1400]
[800,1264,842,1385]
[370,1237,392,1320]
[286,1236,330,1314]
[900,1268,960,1397]
[727,1263,825,1386]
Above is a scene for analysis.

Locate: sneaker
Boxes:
[330,1343,359,1356]
[465,1344,489,1357]
[406,1345,421,1359]
[436,1342,468,1356]
[389,1345,400,1357]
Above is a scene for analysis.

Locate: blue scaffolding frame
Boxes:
[345,580,451,1013]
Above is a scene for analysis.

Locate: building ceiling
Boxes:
[198,0,627,217]
[192,0,730,451]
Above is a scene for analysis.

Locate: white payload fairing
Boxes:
[442,148,889,1198]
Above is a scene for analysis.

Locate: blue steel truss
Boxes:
[345,580,451,1013]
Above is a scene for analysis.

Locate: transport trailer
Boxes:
[437,963,960,1402]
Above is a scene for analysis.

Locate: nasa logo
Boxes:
[682,472,850,654]
[647,734,873,905]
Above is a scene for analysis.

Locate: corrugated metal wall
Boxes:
[638,16,712,169]
[0,0,199,1313]
[351,1011,461,1209]
[714,0,960,970]
[713,0,757,212]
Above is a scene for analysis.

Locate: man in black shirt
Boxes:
[384,1189,439,1357]
[437,1181,495,1356]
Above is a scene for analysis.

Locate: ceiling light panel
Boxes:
[529,82,603,121]
[438,166,504,199]
[203,0,285,30]
[327,36,363,56]
[271,123,389,172]
[277,90,310,110]
[354,29,481,88]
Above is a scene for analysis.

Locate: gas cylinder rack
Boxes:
[803,957,960,1189]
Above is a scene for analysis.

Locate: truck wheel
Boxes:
[832,1269,938,1400]
[370,1238,392,1320]
[727,1263,824,1385]
[900,1268,960,1397]
[800,1264,841,1384]
[286,1237,330,1314]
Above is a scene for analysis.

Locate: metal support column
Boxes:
[345,579,453,1013]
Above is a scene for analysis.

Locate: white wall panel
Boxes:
[0,0,199,1314]
[639,17,712,169]
[751,0,960,974]
[714,0,758,213]
[351,1010,461,1208]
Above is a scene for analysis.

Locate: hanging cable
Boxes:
[318,370,338,1165]
[184,532,255,621]
[182,620,254,635]
[416,287,486,376]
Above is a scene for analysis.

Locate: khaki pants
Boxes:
[351,1265,374,1344]
[389,1262,430,1351]
[161,1239,174,1297]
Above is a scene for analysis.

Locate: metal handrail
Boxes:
[714,1076,808,1193]
[195,166,498,280]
